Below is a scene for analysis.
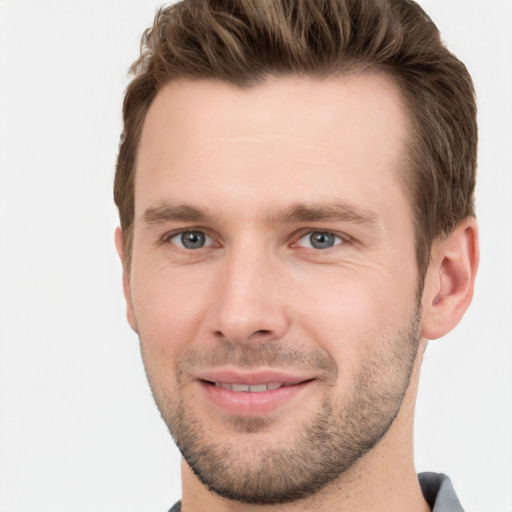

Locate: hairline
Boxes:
[123,69,438,278]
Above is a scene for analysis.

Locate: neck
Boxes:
[180,342,430,512]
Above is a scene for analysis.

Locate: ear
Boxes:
[421,218,479,340]
[115,227,138,333]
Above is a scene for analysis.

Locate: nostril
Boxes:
[213,329,272,338]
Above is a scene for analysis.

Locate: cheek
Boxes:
[291,265,418,367]
[130,265,211,361]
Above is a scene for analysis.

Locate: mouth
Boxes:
[197,372,316,416]
[211,381,301,392]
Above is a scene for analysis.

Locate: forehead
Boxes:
[135,74,411,224]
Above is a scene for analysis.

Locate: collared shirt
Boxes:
[168,472,464,511]
[419,472,464,511]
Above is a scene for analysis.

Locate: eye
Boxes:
[169,230,214,250]
[297,231,344,250]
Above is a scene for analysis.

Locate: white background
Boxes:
[0,1,510,511]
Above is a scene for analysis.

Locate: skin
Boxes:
[116,74,478,512]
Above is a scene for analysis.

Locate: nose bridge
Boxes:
[207,240,289,344]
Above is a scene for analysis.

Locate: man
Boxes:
[114,0,478,510]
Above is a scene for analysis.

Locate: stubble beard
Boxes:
[142,306,422,505]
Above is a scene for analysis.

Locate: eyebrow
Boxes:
[269,202,379,228]
[141,201,379,229]
[142,203,210,224]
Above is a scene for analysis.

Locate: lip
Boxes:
[196,368,316,416]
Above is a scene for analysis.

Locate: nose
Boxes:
[206,246,290,345]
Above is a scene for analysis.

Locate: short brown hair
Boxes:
[114,0,477,276]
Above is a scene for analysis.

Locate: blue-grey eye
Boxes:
[171,231,211,249]
[298,231,342,250]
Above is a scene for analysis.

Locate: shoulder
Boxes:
[419,472,464,512]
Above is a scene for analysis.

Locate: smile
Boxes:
[199,375,316,416]
[214,382,287,392]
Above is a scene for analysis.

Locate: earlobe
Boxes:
[421,218,479,340]
[115,227,138,333]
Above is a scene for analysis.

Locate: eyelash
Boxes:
[162,229,217,249]
[162,228,351,253]
[293,230,347,250]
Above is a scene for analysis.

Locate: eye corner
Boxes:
[162,229,219,251]
[293,230,348,250]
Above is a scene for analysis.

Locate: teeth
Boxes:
[214,382,284,392]
[232,383,250,392]
[248,384,267,392]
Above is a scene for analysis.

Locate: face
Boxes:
[123,75,422,504]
